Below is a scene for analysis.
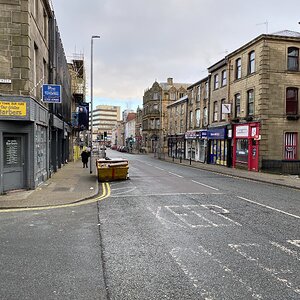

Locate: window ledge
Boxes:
[286,115,299,120]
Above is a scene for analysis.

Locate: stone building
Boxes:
[207,59,231,167]
[227,30,300,173]
[142,78,190,154]
[185,77,209,162]
[167,95,188,159]
[0,0,72,193]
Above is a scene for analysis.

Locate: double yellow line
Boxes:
[0,182,111,213]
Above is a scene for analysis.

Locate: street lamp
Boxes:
[90,35,100,174]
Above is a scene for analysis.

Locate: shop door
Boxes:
[2,135,26,192]
[249,139,259,171]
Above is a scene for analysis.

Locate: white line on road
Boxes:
[168,172,183,178]
[237,196,300,219]
[154,166,165,171]
[109,192,224,198]
[191,180,219,191]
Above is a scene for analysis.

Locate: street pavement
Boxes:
[0,152,299,209]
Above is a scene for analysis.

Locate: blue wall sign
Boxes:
[207,128,226,139]
[42,84,61,103]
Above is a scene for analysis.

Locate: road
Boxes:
[1,150,300,299]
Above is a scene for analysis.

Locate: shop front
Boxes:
[185,130,207,162]
[207,127,230,166]
[168,134,185,158]
[233,122,260,171]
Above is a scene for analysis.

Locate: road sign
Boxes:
[42,84,61,103]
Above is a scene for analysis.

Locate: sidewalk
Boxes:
[0,159,99,209]
[158,154,300,190]
[0,153,299,210]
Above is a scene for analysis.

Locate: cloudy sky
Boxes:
[51,0,300,111]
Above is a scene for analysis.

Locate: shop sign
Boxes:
[207,128,226,139]
[42,84,61,103]
[201,130,207,139]
[0,101,26,116]
[185,130,201,139]
[235,125,249,137]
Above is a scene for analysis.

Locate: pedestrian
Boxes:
[81,149,89,168]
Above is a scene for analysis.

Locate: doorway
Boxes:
[2,134,26,192]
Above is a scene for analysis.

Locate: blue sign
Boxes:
[42,84,61,103]
[207,128,226,139]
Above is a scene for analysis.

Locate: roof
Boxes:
[270,30,300,38]
[159,82,191,91]
[167,95,188,108]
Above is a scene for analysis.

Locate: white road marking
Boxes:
[229,243,300,296]
[147,207,185,229]
[170,246,262,299]
[109,192,223,198]
[112,187,137,195]
[236,196,300,219]
[111,186,131,191]
[191,180,219,191]
[154,166,165,171]
[168,171,183,178]
[288,240,300,248]
[270,241,300,261]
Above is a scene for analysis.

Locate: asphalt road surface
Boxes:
[1,150,299,300]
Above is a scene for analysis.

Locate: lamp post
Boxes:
[90,35,100,174]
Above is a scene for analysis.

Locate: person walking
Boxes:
[81,149,89,168]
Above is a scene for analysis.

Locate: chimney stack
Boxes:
[167,77,173,85]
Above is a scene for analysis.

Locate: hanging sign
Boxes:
[42,84,62,103]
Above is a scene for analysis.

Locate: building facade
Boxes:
[0,0,73,193]
[228,31,300,173]
[142,78,190,154]
[92,105,120,142]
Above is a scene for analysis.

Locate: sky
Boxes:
[50,0,300,112]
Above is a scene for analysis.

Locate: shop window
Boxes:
[248,51,255,74]
[287,47,299,71]
[236,139,248,163]
[235,58,242,79]
[286,87,298,115]
[247,89,254,116]
[221,70,227,86]
[284,132,297,160]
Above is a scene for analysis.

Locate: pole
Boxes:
[90,35,100,174]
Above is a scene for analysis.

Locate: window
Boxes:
[196,85,201,101]
[189,111,193,128]
[221,99,226,120]
[180,119,183,132]
[181,104,184,115]
[43,10,48,40]
[203,107,208,126]
[156,119,160,129]
[213,101,218,122]
[214,74,219,89]
[195,108,200,127]
[150,119,155,129]
[287,47,299,71]
[234,93,241,118]
[153,104,158,111]
[179,92,184,98]
[235,58,241,79]
[286,87,298,115]
[153,92,158,100]
[170,92,176,100]
[247,89,254,116]
[221,70,227,86]
[248,51,255,74]
[205,82,208,99]
[284,132,297,160]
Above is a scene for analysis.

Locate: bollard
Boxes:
[190,157,192,165]
[172,155,175,162]
[180,156,182,163]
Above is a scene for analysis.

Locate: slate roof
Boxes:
[270,30,300,38]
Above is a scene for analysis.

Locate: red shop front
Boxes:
[233,122,260,171]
